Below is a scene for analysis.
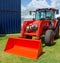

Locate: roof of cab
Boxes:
[36,8,57,11]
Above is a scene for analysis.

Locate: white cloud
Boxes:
[51,0,60,17]
[21,5,27,17]
[21,0,50,18]
[51,0,60,8]
[27,0,49,10]
[21,5,26,12]
[21,0,60,18]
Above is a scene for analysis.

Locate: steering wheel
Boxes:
[40,18,45,20]
[46,16,51,20]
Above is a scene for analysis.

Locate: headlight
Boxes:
[31,24,38,29]
[26,26,30,32]
[26,24,38,32]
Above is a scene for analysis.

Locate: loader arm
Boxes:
[54,19,59,29]
[21,20,34,37]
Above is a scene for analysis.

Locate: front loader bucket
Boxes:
[4,38,42,59]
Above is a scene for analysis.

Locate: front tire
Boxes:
[45,30,54,46]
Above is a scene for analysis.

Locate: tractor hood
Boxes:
[25,20,47,32]
[25,19,50,33]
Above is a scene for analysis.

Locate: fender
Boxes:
[54,19,59,29]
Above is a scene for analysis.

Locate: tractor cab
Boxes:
[30,8,59,20]
[30,8,59,28]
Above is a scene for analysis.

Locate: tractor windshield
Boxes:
[35,10,45,20]
[35,10,55,20]
[46,10,55,20]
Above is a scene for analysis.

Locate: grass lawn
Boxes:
[0,29,60,63]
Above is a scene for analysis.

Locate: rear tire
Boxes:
[45,30,54,46]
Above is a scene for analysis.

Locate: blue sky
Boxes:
[21,0,31,6]
[21,0,51,7]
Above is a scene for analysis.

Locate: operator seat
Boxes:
[50,19,54,29]
[46,16,54,29]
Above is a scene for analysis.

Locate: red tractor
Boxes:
[4,8,59,59]
[21,8,59,45]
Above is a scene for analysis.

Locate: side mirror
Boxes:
[29,11,36,15]
[56,9,59,14]
[29,11,32,15]
[57,17,60,21]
